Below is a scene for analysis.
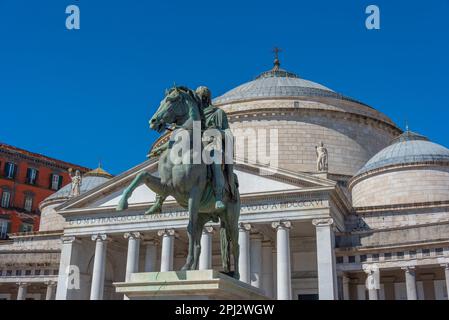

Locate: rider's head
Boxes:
[195,86,212,108]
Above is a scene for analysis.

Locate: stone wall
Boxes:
[351,166,449,207]
[39,202,65,232]
[228,108,397,176]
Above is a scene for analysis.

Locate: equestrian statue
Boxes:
[116,85,240,279]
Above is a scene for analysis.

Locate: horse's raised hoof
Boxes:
[145,204,162,215]
[116,198,129,211]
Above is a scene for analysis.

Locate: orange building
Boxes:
[0,143,90,238]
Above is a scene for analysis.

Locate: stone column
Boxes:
[402,266,418,300]
[124,232,142,282]
[16,282,28,300]
[250,233,263,289]
[56,236,82,300]
[261,240,274,298]
[342,274,350,300]
[272,220,292,300]
[199,226,214,270]
[441,264,449,300]
[45,281,56,300]
[90,234,109,300]
[158,229,176,272]
[238,223,251,283]
[312,218,338,300]
[144,239,158,272]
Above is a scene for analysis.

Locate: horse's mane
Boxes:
[166,86,205,126]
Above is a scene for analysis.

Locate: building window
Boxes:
[6,270,12,276]
[20,224,33,233]
[0,220,10,239]
[26,168,39,185]
[348,256,356,263]
[53,269,58,275]
[4,162,17,179]
[24,195,33,212]
[422,249,431,257]
[15,270,21,276]
[396,252,404,259]
[360,255,367,262]
[1,190,11,208]
[44,269,50,276]
[372,254,379,261]
[336,256,344,264]
[435,248,444,256]
[34,269,41,275]
[50,174,63,190]
[409,250,417,258]
[25,270,31,276]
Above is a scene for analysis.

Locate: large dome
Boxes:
[213,58,401,177]
[214,61,368,107]
[350,131,449,207]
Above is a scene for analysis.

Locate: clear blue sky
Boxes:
[1,0,448,175]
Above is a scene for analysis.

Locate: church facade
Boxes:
[1,59,449,300]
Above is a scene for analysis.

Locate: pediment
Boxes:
[57,159,336,212]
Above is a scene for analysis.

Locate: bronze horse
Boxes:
[116,87,240,278]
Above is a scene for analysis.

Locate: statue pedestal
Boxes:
[114,270,269,300]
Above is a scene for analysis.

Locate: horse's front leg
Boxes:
[116,171,151,211]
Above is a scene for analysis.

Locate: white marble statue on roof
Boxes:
[68,168,82,197]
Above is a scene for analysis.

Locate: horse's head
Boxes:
[149,86,200,133]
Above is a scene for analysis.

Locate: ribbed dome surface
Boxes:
[357,131,449,175]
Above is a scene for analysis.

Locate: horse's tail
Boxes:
[220,221,231,273]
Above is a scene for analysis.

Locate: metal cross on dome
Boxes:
[272,47,282,70]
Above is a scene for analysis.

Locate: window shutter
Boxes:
[4,163,10,176]
[49,174,54,189]
[35,170,39,185]
[12,164,17,179]
[6,221,11,233]
[26,168,31,183]
[58,175,63,189]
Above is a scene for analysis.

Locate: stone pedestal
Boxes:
[114,270,269,300]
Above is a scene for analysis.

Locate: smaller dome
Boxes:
[45,166,113,202]
[356,130,449,176]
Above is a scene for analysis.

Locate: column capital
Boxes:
[440,263,449,270]
[91,233,109,242]
[16,282,29,287]
[401,265,416,273]
[271,220,291,230]
[202,226,215,234]
[363,263,380,275]
[312,218,334,227]
[238,222,252,232]
[124,232,143,240]
[61,235,77,244]
[157,228,177,237]
[45,280,57,287]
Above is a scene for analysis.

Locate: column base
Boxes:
[114,270,270,300]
